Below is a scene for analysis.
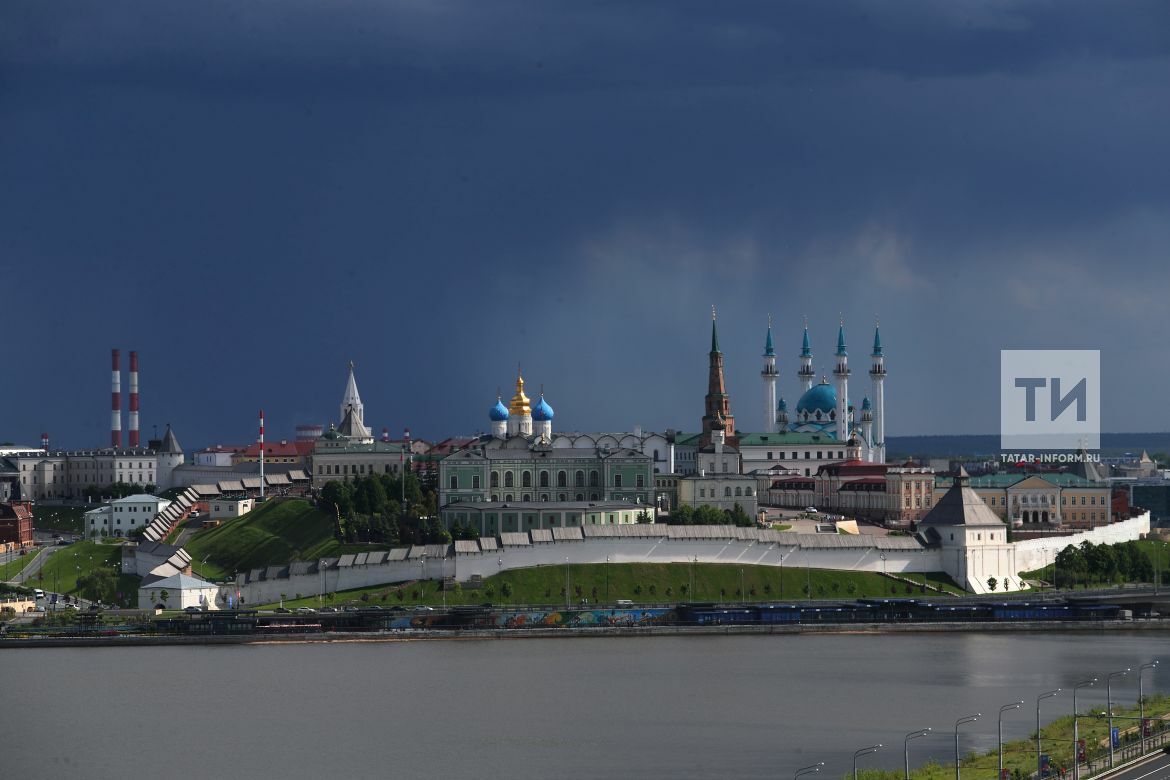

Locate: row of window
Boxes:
[316,463,401,476]
[479,470,646,490]
[763,450,847,460]
[697,486,755,499]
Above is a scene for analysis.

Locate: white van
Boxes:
[33,588,45,600]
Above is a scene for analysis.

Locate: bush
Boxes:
[360,593,370,602]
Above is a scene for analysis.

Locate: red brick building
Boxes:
[0,501,35,547]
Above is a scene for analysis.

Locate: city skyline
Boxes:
[3,1,1168,445]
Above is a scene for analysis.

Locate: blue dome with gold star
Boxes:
[489,397,510,422]
[796,381,837,416]
[532,394,555,422]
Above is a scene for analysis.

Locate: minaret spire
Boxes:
[869,317,887,462]
[832,317,850,443]
[761,315,778,433]
[798,315,815,392]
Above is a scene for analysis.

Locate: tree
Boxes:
[669,505,695,525]
[987,576,998,592]
[636,510,652,524]
[159,589,169,609]
[728,503,753,527]
[500,582,513,599]
[77,569,116,603]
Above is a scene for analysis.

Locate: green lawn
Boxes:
[259,562,962,610]
[31,541,139,604]
[857,693,1170,779]
[185,498,386,581]
[33,505,92,535]
[0,549,41,581]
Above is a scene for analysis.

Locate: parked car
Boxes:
[295,607,317,614]
[804,507,818,513]
[184,606,203,614]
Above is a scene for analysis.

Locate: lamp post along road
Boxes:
[1140,661,1159,755]
[904,728,930,780]
[1107,669,1130,768]
[999,701,1023,778]
[1037,689,1061,777]
[794,762,823,780]
[1072,678,1097,780]
[954,714,980,780]
[853,744,881,780]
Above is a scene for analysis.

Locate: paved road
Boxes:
[1102,751,1170,780]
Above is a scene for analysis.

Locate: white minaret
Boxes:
[860,397,874,462]
[798,317,815,392]
[833,320,850,444]
[869,323,886,463]
[761,315,778,433]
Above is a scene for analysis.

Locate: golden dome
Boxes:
[508,373,531,415]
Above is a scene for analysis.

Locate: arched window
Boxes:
[735,487,742,496]
[745,487,753,496]
[505,494,513,502]
[522,471,532,488]
[450,475,459,490]
[589,470,599,487]
[539,471,549,488]
[557,471,567,487]
[575,470,585,487]
[575,493,584,501]
[724,487,732,497]
[504,472,514,488]
[491,472,499,488]
[653,448,660,461]
[473,475,481,490]
[614,474,622,488]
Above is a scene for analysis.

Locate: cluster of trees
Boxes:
[663,503,755,527]
[1052,540,1156,587]
[77,569,119,604]
[84,482,158,501]
[317,474,445,545]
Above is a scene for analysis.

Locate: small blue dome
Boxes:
[861,396,871,410]
[489,398,510,422]
[777,397,788,411]
[532,394,555,422]
[796,382,837,415]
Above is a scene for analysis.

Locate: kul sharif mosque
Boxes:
[481,311,887,465]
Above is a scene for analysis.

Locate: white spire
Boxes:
[340,360,365,429]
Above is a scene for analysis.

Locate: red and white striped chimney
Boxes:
[41,433,49,452]
[128,350,140,448]
[111,349,122,448]
[259,409,265,500]
[382,427,389,443]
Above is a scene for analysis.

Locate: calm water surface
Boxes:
[1,632,1165,779]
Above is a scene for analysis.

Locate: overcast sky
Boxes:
[3,1,1168,449]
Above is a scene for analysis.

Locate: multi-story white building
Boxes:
[85,494,171,537]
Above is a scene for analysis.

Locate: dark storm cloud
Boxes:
[1,1,1168,446]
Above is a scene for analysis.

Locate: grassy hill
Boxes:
[261,562,962,609]
[185,498,377,580]
[33,541,139,605]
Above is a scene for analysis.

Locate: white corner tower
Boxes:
[833,319,850,444]
[798,317,815,392]
[869,322,886,463]
[761,315,778,434]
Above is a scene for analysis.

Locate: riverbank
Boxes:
[4,618,1169,648]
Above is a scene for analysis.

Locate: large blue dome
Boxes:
[489,398,510,422]
[796,382,837,415]
[532,394,555,421]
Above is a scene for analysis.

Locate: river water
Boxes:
[1,632,1165,779]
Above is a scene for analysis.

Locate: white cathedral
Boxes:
[760,319,887,463]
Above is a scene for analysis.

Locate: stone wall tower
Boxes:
[701,307,736,446]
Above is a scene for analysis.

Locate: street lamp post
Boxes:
[606,555,611,602]
[794,762,823,780]
[954,714,980,780]
[904,728,930,780]
[998,700,1023,777]
[853,744,881,780]
[1140,661,1159,755]
[1107,668,1130,768]
[564,556,570,609]
[1072,677,1097,780]
[1036,689,1061,776]
[739,568,745,603]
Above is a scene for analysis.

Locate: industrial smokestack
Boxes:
[382,427,389,443]
[128,351,140,448]
[259,409,265,500]
[111,349,122,449]
[41,433,49,452]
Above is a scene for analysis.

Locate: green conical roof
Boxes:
[764,324,774,356]
[836,324,847,356]
[711,316,720,353]
[800,326,811,357]
[872,326,883,357]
